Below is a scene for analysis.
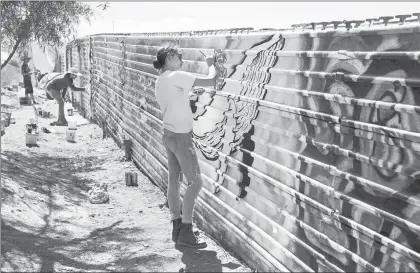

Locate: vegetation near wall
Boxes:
[66,15,420,272]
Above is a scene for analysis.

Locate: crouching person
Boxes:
[45,67,85,126]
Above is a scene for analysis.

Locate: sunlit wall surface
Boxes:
[66,16,420,272]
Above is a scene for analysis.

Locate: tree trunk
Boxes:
[1,38,22,70]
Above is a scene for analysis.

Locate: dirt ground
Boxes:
[1,89,252,272]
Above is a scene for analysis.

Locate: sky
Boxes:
[77,2,420,37]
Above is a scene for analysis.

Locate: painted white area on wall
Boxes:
[77,2,420,36]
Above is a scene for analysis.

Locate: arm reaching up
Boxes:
[192,55,217,88]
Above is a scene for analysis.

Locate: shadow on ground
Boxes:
[1,220,157,272]
[1,150,102,208]
[176,245,242,272]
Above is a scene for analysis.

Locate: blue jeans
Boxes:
[163,129,203,223]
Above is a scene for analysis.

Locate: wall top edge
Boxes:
[68,21,420,45]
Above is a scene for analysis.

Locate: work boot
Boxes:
[172,218,182,243]
[177,223,207,249]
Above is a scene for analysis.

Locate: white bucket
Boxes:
[26,133,38,145]
[68,121,77,130]
[66,129,76,142]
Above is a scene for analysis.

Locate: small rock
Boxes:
[143,244,149,247]
[148,205,152,208]
[89,214,95,218]
[108,207,113,209]
[88,182,110,204]
[139,210,143,213]
[158,204,164,209]
[17,209,22,212]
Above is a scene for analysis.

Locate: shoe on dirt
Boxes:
[41,127,51,133]
[177,223,207,249]
[172,218,182,243]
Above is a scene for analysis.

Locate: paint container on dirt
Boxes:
[42,111,48,118]
[25,133,38,145]
[68,121,77,130]
[26,123,37,134]
[131,173,138,187]
[10,118,16,124]
[67,108,74,116]
[123,138,132,161]
[3,113,11,127]
[66,128,76,142]
[125,172,132,186]
[12,85,18,92]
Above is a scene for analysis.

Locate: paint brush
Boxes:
[199,50,207,57]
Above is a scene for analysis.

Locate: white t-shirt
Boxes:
[155,70,196,133]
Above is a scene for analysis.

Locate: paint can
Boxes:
[131,172,138,186]
[26,133,38,145]
[12,85,18,92]
[125,172,132,186]
[123,138,132,161]
[68,121,77,130]
[66,128,76,142]
[3,113,11,126]
[67,108,74,116]
[26,123,37,134]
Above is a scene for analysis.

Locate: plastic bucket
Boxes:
[66,128,76,142]
[26,133,38,145]
[68,121,77,130]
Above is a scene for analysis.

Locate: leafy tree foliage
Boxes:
[1,1,105,69]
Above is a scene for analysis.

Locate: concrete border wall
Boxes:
[66,16,420,272]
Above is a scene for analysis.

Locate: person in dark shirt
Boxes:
[21,56,37,104]
[45,67,86,126]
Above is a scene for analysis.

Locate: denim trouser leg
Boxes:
[164,129,203,223]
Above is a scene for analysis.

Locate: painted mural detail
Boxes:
[189,31,420,270]
[300,33,420,270]
[192,34,285,198]
[214,49,228,91]
[67,24,420,272]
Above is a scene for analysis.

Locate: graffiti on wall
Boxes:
[67,20,420,272]
[189,30,420,271]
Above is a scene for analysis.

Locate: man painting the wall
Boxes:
[21,56,37,104]
[45,67,86,126]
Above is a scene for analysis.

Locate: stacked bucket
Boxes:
[66,121,77,142]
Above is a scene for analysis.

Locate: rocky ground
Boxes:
[1,88,252,272]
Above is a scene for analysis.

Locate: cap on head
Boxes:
[66,67,83,77]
